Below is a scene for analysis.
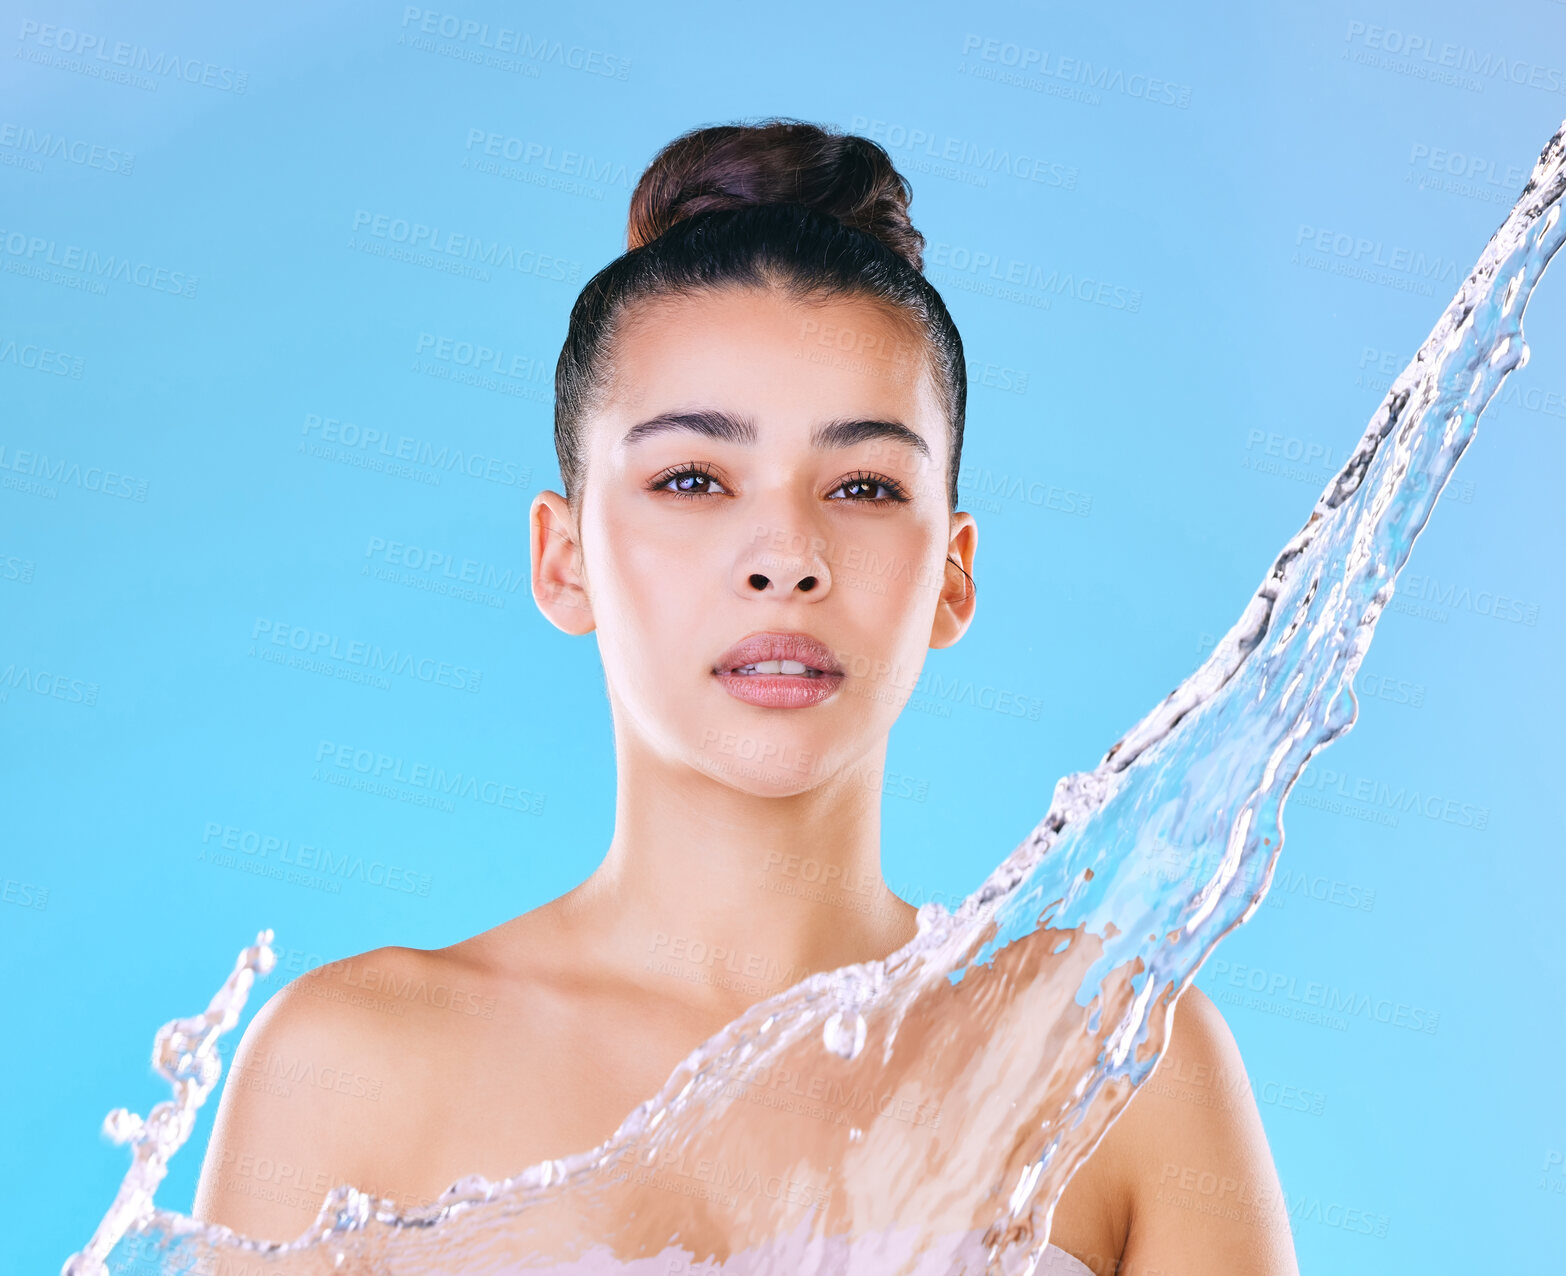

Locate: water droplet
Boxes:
[823,1009,866,1060]
[102,1108,142,1144]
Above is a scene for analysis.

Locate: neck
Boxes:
[564,724,919,1019]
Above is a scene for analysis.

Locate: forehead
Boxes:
[602,286,940,439]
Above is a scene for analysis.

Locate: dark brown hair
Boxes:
[553,118,968,510]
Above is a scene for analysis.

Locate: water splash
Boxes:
[66,119,1566,1276]
[63,931,276,1276]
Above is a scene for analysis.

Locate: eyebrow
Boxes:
[620,409,931,460]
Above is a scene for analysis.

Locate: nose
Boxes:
[733,527,833,599]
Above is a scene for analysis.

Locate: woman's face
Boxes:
[532,286,977,796]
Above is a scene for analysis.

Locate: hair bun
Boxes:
[626,119,925,271]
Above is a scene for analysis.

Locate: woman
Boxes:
[194,119,1298,1275]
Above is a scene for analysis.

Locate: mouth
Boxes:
[712,631,845,708]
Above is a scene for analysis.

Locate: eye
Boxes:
[649,463,729,499]
[827,470,911,504]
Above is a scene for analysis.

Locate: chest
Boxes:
[371,1001,727,1208]
[353,1009,1126,1273]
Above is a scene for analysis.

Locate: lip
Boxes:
[712,630,845,709]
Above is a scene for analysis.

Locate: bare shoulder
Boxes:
[191,944,460,1244]
[187,901,715,1247]
[1113,986,1264,1154]
[1096,985,1300,1275]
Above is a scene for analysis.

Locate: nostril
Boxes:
[797,577,817,592]
[748,573,770,591]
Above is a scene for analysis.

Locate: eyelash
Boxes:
[647,463,911,504]
[835,469,912,504]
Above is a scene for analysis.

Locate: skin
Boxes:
[193,286,1298,1275]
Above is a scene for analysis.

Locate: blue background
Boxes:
[4,1,1564,1270]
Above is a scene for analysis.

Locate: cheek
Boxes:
[835,523,943,607]
[830,526,948,681]
[589,509,724,666]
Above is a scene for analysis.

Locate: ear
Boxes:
[530,490,596,636]
[929,511,977,650]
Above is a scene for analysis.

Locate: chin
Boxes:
[696,758,824,799]
[689,711,831,796]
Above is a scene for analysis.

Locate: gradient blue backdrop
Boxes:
[4,1,1565,1271]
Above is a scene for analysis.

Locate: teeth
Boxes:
[731,659,820,676]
